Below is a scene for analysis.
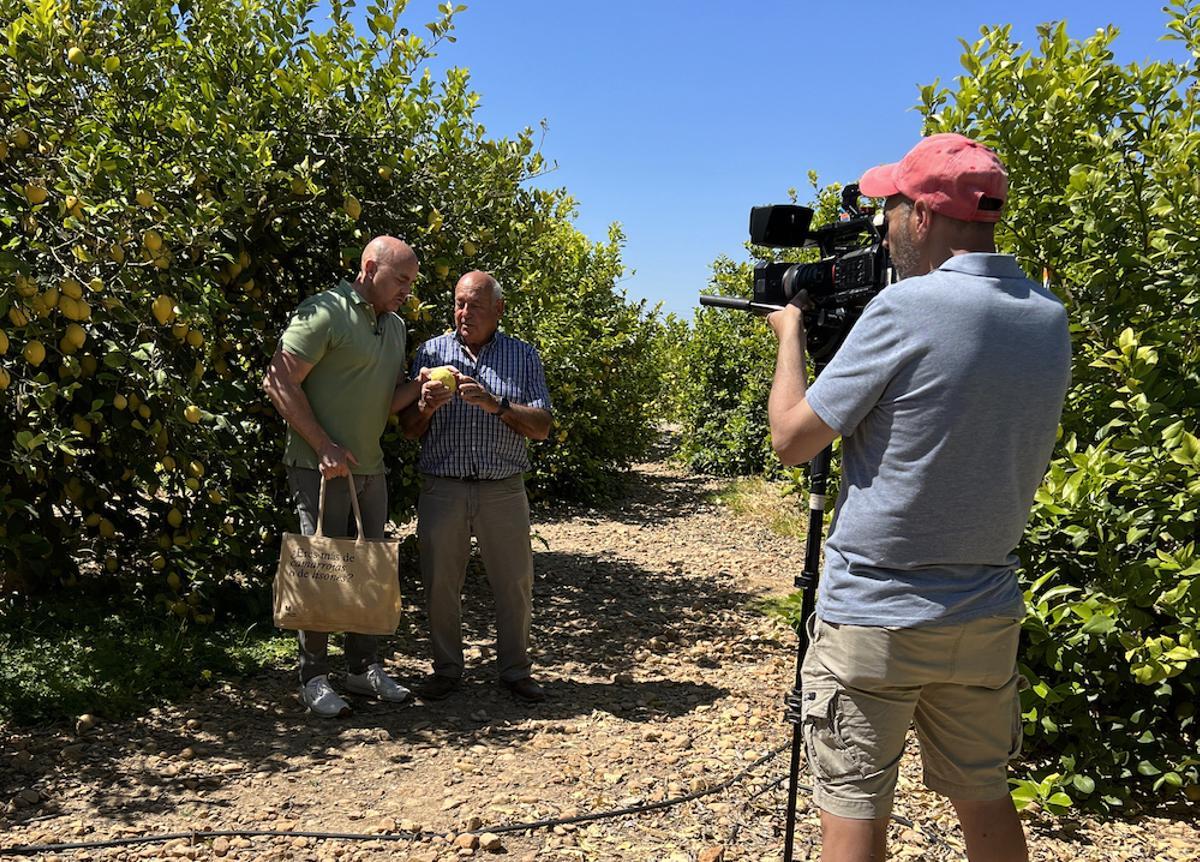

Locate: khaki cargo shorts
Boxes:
[800,614,1026,820]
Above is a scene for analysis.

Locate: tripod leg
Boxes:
[782,444,832,862]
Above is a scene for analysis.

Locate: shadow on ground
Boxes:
[2,535,759,825]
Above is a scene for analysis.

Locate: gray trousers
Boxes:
[287,466,388,684]
[417,474,533,683]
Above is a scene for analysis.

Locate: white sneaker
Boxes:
[345,663,411,703]
[299,674,351,718]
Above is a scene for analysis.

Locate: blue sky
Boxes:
[334,1,1189,318]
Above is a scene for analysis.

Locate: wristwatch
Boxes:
[496,396,511,416]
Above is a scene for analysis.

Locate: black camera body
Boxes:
[702,184,892,361]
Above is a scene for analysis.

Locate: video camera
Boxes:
[699,184,892,361]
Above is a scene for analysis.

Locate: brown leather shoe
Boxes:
[502,676,546,703]
[416,674,461,701]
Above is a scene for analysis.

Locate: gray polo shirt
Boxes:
[806,253,1071,627]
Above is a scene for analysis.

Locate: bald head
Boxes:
[357,235,418,315]
[362,235,417,270]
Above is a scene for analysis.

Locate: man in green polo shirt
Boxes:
[263,235,424,718]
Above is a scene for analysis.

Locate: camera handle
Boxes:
[782,440,833,862]
[697,294,784,316]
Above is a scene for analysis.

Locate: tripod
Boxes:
[781,441,833,862]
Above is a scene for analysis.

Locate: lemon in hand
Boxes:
[429,365,456,394]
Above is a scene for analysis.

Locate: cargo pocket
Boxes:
[1007,674,1031,760]
[802,685,868,782]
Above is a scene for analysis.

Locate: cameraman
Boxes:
[767,133,1070,862]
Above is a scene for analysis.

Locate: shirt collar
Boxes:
[936,253,1026,279]
[337,280,378,321]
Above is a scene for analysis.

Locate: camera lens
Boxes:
[781,262,833,300]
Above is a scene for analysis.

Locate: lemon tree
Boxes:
[0,0,662,622]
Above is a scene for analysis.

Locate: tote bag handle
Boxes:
[314,474,366,541]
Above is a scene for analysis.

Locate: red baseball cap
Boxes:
[859,133,1007,223]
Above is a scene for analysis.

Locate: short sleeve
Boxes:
[524,345,552,410]
[805,293,911,437]
[280,298,334,365]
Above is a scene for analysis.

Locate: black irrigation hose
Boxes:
[0,743,790,857]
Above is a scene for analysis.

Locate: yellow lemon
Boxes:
[67,46,85,65]
[161,455,176,471]
[171,322,189,340]
[112,393,127,410]
[343,194,362,220]
[143,229,163,251]
[378,165,393,180]
[429,365,457,393]
[61,278,83,299]
[167,508,183,528]
[65,323,86,350]
[24,183,48,205]
[65,195,83,218]
[138,404,151,420]
[151,294,175,325]
[186,329,203,348]
[8,307,29,328]
[88,277,104,293]
[188,460,205,477]
[13,129,30,149]
[183,405,202,424]
[0,366,10,390]
[167,572,181,592]
[0,330,8,355]
[15,275,37,297]
[22,340,45,366]
[462,240,477,256]
[103,56,120,74]
[136,189,154,207]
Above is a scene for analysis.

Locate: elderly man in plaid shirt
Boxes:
[401,270,553,703]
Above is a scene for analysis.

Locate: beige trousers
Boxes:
[417,474,534,682]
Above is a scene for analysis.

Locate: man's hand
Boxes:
[457,373,501,414]
[417,366,455,416]
[319,441,359,479]
[767,291,811,340]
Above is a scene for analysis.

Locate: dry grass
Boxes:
[711,476,809,540]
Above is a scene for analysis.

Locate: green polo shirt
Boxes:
[280,281,406,475]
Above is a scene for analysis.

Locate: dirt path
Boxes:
[2,453,1197,861]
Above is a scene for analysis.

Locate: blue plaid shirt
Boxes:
[411,331,552,479]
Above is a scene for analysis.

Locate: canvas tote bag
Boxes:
[272,475,402,634]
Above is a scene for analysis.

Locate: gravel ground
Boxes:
[2,452,1197,861]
